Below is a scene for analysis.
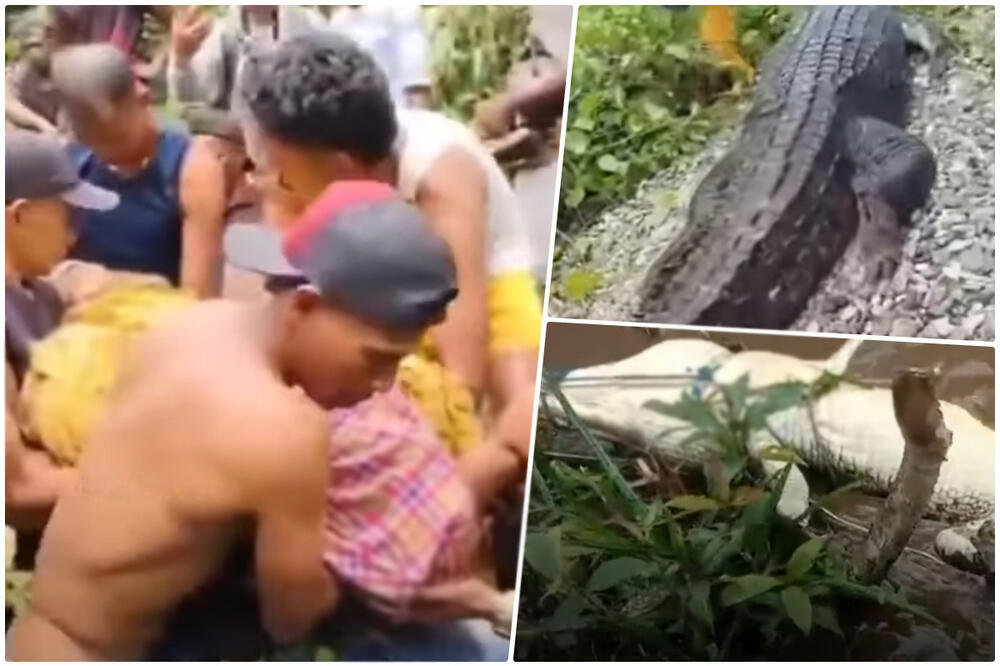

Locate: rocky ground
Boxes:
[550,10,995,341]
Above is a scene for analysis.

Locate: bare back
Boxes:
[11,301,330,659]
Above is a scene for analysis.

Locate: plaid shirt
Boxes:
[323,385,479,621]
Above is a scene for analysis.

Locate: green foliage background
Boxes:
[519,374,940,660]
[559,5,794,228]
[426,5,532,121]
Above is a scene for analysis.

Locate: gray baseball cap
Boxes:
[6,129,119,210]
[224,181,458,329]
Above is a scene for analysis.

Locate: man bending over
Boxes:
[5,185,458,660]
[51,44,226,296]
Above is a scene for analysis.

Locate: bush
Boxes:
[559,6,794,228]
[425,5,532,122]
[518,374,938,660]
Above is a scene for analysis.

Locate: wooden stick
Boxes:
[851,368,953,583]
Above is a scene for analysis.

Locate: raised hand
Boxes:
[171,5,212,62]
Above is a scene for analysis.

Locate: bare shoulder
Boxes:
[420,145,486,201]
[219,385,330,494]
[179,135,227,206]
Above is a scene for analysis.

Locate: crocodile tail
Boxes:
[824,338,864,376]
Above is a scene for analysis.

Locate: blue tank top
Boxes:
[68,130,189,285]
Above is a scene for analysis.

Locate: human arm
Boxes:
[5,84,59,135]
[247,406,339,644]
[178,137,227,297]
[5,363,77,530]
[416,148,491,400]
[129,6,173,82]
[167,6,224,106]
[457,385,534,510]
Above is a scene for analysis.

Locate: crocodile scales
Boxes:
[543,338,994,572]
[639,6,936,327]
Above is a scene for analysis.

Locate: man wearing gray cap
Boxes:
[6,182,458,660]
[5,129,120,533]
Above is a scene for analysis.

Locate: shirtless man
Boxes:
[6,184,459,660]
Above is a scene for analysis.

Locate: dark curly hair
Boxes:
[237,30,398,164]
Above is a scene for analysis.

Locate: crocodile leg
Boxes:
[844,116,936,220]
[827,117,936,305]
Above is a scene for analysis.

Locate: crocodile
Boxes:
[542,338,994,571]
[638,6,936,328]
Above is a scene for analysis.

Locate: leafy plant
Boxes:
[558,6,796,227]
[520,377,938,660]
[425,5,532,122]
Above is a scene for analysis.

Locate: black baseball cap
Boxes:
[6,129,119,210]
[224,181,458,329]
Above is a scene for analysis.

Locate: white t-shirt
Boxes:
[329,6,432,107]
[395,109,532,277]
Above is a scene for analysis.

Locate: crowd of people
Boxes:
[5,5,570,661]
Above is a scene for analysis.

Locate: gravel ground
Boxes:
[794,43,995,340]
[550,14,995,341]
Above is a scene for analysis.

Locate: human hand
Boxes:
[473,94,515,139]
[171,5,212,62]
[494,388,536,463]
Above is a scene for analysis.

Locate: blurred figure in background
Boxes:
[327,5,433,109]
[167,5,326,113]
[475,5,572,284]
[49,5,173,90]
[5,8,60,135]
[52,44,226,297]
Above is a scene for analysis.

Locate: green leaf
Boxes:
[562,269,603,303]
[664,43,691,61]
[721,374,751,416]
[565,185,586,209]
[596,153,626,174]
[643,99,669,121]
[666,495,722,513]
[759,445,805,465]
[565,130,590,156]
[813,604,844,637]
[745,382,808,428]
[524,528,561,581]
[720,574,781,606]
[642,498,664,535]
[553,590,589,622]
[781,586,812,635]
[687,580,714,629]
[587,556,651,591]
[785,537,826,581]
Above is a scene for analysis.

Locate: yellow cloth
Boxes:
[20,286,196,466]
[487,271,543,356]
[400,271,541,456]
[67,284,196,331]
[397,355,482,458]
[699,6,754,77]
[21,323,125,466]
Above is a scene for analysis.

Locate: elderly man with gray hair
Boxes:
[50,43,227,298]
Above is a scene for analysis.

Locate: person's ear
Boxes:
[291,286,323,314]
[7,199,28,224]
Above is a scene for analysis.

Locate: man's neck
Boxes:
[244,298,295,387]
[5,255,26,286]
[109,127,158,176]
